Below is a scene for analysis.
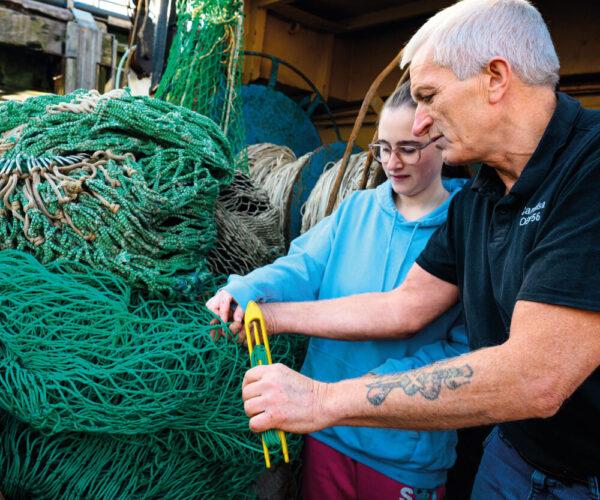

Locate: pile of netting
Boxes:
[0,88,233,299]
[0,251,305,498]
[207,171,285,278]
[153,0,286,279]
[155,0,246,158]
[0,89,303,498]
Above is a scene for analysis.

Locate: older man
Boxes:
[230,0,600,497]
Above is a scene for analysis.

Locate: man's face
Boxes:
[409,45,490,166]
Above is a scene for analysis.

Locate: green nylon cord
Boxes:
[0,250,306,497]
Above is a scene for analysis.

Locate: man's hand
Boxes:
[206,289,244,341]
[242,363,331,434]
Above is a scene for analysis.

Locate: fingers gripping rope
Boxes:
[244,301,289,468]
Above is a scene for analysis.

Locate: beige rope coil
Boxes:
[246,143,313,230]
[1,125,27,151]
[245,144,380,243]
[301,151,378,233]
[247,143,296,186]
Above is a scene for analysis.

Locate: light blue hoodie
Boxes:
[224,178,469,489]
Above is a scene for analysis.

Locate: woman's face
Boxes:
[377,105,444,198]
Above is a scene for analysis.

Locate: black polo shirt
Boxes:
[417,92,600,479]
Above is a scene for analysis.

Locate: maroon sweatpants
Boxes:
[301,436,446,500]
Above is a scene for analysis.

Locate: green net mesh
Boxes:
[0,412,270,499]
[0,0,300,493]
[0,86,300,497]
[0,251,305,498]
[155,0,246,159]
[0,88,233,300]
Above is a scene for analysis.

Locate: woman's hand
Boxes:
[206,289,244,342]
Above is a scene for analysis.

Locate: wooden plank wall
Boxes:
[243,0,600,149]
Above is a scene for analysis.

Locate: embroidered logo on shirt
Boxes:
[520,201,546,226]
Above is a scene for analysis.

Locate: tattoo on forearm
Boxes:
[365,363,473,405]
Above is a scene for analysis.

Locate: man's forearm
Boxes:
[244,301,600,435]
[243,341,545,435]
[317,339,567,433]
[324,348,510,431]
[325,301,600,431]
[260,263,460,340]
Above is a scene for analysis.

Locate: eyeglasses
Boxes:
[368,139,435,165]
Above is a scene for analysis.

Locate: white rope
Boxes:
[246,143,313,228]
[247,143,296,186]
[0,125,25,154]
[45,89,127,115]
[244,143,378,237]
[301,151,378,233]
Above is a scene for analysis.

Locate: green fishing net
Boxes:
[0,251,305,498]
[155,0,246,158]
[0,0,300,493]
[0,88,233,299]
[0,88,300,497]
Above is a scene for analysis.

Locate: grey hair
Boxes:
[401,0,560,88]
[383,80,416,111]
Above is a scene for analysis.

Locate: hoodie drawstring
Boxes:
[380,211,397,290]
[380,214,420,291]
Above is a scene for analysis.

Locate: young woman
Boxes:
[207,81,468,500]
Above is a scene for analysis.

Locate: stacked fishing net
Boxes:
[0,89,304,498]
[155,0,246,158]
[0,88,232,299]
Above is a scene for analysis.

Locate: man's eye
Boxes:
[422,94,434,103]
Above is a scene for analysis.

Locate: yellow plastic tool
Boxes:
[244,300,289,468]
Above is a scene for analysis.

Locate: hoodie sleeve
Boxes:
[222,210,338,311]
[370,308,469,375]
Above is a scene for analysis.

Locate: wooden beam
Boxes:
[101,32,115,66]
[0,6,66,55]
[268,4,344,33]
[256,0,294,7]
[341,0,453,32]
[2,0,73,22]
[242,2,267,83]
[313,32,334,101]
[64,57,77,94]
[106,15,131,30]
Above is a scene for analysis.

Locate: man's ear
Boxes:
[485,57,511,104]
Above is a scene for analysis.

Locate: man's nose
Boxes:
[413,104,433,137]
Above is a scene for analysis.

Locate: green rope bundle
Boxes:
[0,250,306,497]
[0,89,234,298]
